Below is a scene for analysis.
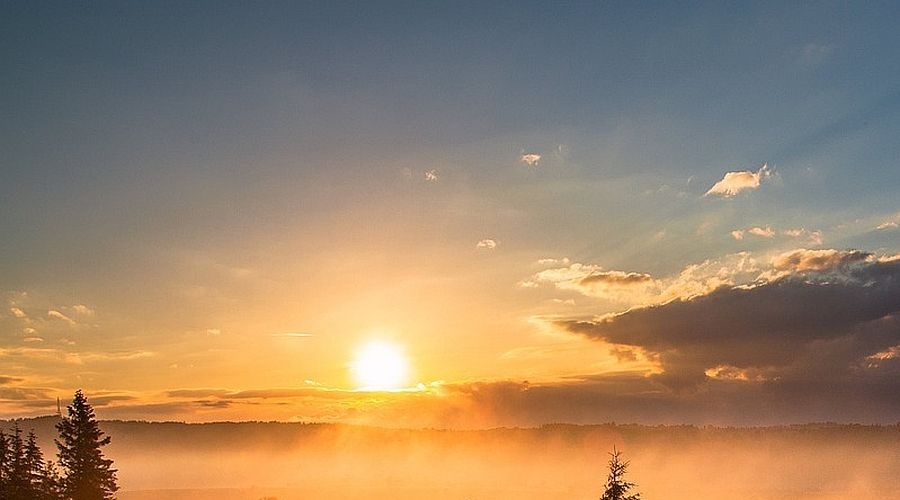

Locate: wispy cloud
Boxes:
[424,169,438,182]
[784,228,823,245]
[528,261,657,304]
[731,226,823,245]
[705,163,773,197]
[47,310,76,326]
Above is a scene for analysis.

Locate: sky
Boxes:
[2,1,899,427]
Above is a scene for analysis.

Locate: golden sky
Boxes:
[2,3,899,426]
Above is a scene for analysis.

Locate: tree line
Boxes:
[0,390,118,500]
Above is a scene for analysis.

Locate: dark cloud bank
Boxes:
[546,250,900,424]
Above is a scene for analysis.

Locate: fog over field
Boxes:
[7,417,899,499]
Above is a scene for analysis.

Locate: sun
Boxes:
[351,340,410,391]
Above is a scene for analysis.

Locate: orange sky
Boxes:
[2,3,900,426]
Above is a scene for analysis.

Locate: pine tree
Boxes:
[600,447,641,500]
[56,390,119,500]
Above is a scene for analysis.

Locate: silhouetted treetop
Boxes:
[600,447,640,500]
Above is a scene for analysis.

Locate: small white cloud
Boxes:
[270,332,314,338]
[517,280,539,289]
[10,307,27,319]
[705,163,772,197]
[206,328,221,336]
[475,239,498,250]
[23,337,44,343]
[71,304,95,317]
[731,230,745,240]
[520,153,541,166]
[424,169,438,182]
[47,310,76,326]
[23,327,36,335]
[748,226,776,238]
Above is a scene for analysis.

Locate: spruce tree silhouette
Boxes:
[600,447,641,500]
[55,390,119,500]
[0,424,56,499]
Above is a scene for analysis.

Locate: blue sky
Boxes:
[1,2,899,425]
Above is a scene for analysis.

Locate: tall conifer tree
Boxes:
[55,390,118,499]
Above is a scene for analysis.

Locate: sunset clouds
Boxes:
[558,250,900,396]
[2,3,900,427]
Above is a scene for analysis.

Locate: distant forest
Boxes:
[10,415,899,454]
[3,396,899,500]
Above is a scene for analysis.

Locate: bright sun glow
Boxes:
[351,341,410,391]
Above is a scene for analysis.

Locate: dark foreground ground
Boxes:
[118,486,900,500]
